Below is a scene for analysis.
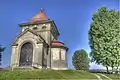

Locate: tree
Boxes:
[0,45,5,65]
[72,49,89,70]
[88,6,120,73]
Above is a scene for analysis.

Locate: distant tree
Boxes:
[88,6,120,73]
[72,49,89,70]
[0,45,5,65]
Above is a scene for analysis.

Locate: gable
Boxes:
[12,29,45,45]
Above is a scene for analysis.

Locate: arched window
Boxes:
[33,27,37,30]
[19,42,33,66]
[41,26,46,29]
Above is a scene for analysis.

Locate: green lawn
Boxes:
[0,69,96,80]
[0,69,119,80]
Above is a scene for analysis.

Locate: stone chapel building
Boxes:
[10,9,68,70]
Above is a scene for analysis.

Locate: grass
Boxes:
[0,69,119,80]
[0,69,97,80]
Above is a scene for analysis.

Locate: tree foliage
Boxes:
[89,6,120,73]
[72,49,89,70]
[0,45,5,65]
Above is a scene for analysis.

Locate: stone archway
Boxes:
[19,42,33,67]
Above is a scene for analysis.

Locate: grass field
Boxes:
[0,69,96,80]
[0,69,119,80]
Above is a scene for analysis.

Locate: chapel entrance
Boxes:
[19,42,33,67]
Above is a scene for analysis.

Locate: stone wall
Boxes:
[11,31,44,68]
[21,22,58,45]
[51,48,68,70]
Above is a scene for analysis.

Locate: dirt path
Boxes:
[98,73,112,80]
[92,73,112,80]
[92,73,103,80]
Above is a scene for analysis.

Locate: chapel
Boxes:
[10,9,68,70]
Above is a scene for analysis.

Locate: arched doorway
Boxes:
[19,42,33,66]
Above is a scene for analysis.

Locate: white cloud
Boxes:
[89,62,106,70]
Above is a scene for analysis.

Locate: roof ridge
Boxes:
[12,29,46,45]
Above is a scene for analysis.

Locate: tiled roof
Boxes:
[30,8,48,22]
[51,40,64,47]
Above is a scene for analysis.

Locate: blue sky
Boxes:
[0,0,119,69]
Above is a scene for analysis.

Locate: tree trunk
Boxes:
[106,66,109,73]
[111,66,114,74]
[116,66,119,74]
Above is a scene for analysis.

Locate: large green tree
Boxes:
[0,45,5,65]
[89,7,120,73]
[72,49,89,70]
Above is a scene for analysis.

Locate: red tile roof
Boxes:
[51,40,64,47]
[31,8,48,22]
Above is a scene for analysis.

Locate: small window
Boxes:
[33,27,37,30]
[42,26,46,29]
[34,25,37,27]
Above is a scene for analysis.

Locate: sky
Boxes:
[0,0,119,69]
